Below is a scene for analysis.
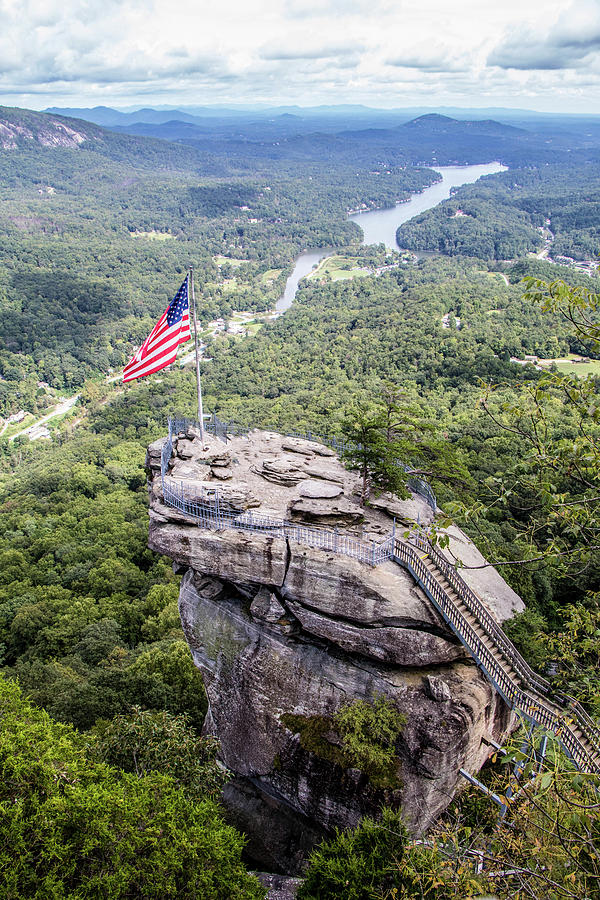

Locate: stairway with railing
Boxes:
[161,414,600,774]
[391,535,600,774]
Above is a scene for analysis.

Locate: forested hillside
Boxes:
[1,104,599,896]
[0,107,437,416]
[397,159,600,260]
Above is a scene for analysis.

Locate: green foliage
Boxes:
[342,404,411,504]
[397,161,600,262]
[438,734,600,900]
[447,274,600,649]
[342,386,468,504]
[508,599,600,716]
[298,808,484,899]
[282,696,404,789]
[334,696,405,785]
[297,808,408,900]
[0,676,264,899]
[92,705,226,799]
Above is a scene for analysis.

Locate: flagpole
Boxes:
[189,267,206,448]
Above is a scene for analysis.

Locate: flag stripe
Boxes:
[123,276,192,382]
[124,348,179,382]
[123,328,188,380]
[139,315,190,359]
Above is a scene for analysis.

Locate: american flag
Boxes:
[123,276,192,382]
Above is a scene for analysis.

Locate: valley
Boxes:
[0,101,599,898]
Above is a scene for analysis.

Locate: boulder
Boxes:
[297,479,343,500]
[251,587,288,624]
[177,570,514,870]
[145,437,168,473]
[285,599,465,666]
[289,498,363,526]
[425,675,452,703]
[206,449,232,467]
[146,436,168,460]
[147,427,521,873]
[256,458,306,487]
[211,466,233,480]
[170,459,209,479]
[302,462,344,484]
[369,491,435,526]
[281,437,335,457]
[162,475,260,512]
[176,438,197,459]
[149,518,288,587]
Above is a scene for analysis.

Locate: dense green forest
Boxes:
[2,254,598,722]
[397,160,600,261]
[0,108,440,415]
[1,105,599,896]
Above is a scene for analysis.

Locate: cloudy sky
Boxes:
[1,0,600,112]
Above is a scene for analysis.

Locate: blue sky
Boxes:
[1,0,600,113]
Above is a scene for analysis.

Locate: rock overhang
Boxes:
[146,424,522,870]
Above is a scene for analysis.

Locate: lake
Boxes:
[349,162,507,250]
[276,162,506,313]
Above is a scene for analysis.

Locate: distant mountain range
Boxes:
[3,104,600,172]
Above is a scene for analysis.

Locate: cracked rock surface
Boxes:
[146,428,522,873]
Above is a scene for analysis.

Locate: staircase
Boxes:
[392,535,600,774]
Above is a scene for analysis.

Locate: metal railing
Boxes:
[161,419,395,566]
[160,414,600,772]
[170,412,437,512]
[162,477,393,566]
[392,537,600,773]
[409,535,600,745]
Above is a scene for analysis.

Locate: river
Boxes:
[276,162,506,313]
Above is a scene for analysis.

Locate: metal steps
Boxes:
[392,536,600,774]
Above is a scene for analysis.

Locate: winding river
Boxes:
[276,162,506,313]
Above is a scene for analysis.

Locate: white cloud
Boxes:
[0,0,598,112]
[488,0,600,70]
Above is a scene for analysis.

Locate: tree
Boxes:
[449,275,600,579]
[92,705,226,799]
[341,389,466,505]
[334,695,405,784]
[298,807,484,900]
[297,808,409,900]
[0,677,264,899]
[341,404,409,505]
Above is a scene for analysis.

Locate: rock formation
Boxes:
[146,426,523,872]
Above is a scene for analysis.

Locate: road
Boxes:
[8,394,80,442]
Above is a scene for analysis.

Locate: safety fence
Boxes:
[393,537,600,773]
[161,413,600,772]
[170,412,437,512]
[162,416,396,566]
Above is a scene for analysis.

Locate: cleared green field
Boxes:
[213,255,246,267]
[261,268,283,283]
[538,354,600,377]
[308,255,372,282]
[2,413,36,439]
[131,230,174,240]
[554,359,600,377]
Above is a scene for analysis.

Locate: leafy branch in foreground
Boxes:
[433,733,600,900]
[523,275,600,345]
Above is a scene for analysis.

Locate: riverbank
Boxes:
[277,163,507,310]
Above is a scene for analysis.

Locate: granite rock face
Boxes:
[147,428,521,872]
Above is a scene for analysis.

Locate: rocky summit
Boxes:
[146,425,524,873]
